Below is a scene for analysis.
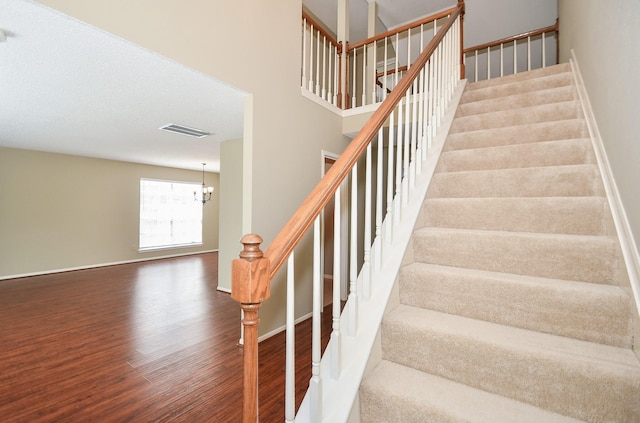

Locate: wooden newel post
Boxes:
[231,234,270,423]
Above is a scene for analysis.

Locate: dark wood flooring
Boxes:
[0,252,331,422]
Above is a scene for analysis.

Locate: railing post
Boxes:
[458,0,465,79]
[231,234,271,423]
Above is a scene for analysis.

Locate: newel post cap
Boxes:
[231,234,271,305]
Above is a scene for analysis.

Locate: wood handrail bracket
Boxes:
[233,4,463,422]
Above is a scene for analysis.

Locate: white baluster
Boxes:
[310,218,322,422]
[386,110,395,243]
[362,44,367,107]
[352,49,357,108]
[316,29,321,95]
[527,35,531,71]
[285,253,295,423]
[302,19,307,89]
[322,36,327,100]
[542,32,547,68]
[500,43,504,77]
[327,43,333,104]
[417,65,426,170]
[347,164,358,337]
[394,97,404,227]
[487,46,491,80]
[372,40,377,104]
[363,143,372,299]
[474,49,478,82]
[309,24,315,91]
[331,187,341,379]
[375,128,384,271]
[403,88,411,207]
[514,40,518,74]
[410,78,418,190]
[383,37,388,100]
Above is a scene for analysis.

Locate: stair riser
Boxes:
[450,101,580,133]
[381,317,640,422]
[399,264,633,347]
[462,73,574,102]
[457,86,576,117]
[422,197,608,235]
[427,165,603,199]
[445,120,588,151]
[436,139,595,172]
[412,228,621,284]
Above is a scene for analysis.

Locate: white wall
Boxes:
[558,0,640,254]
[464,0,558,47]
[40,0,350,336]
[0,147,219,278]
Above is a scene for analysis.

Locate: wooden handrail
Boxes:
[347,5,458,52]
[264,5,462,284]
[462,21,559,54]
[302,10,341,52]
[234,4,462,421]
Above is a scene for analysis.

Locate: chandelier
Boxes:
[195,163,214,204]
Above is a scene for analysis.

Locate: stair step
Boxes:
[360,360,584,423]
[456,85,576,117]
[445,119,588,151]
[450,100,580,133]
[462,72,574,103]
[412,227,622,284]
[398,263,633,347]
[436,138,595,172]
[381,305,640,422]
[427,164,603,198]
[421,197,608,235]
[465,63,572,91]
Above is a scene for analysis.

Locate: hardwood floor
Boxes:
[0,252,331,422]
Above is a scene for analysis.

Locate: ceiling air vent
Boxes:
[159,124,211,138]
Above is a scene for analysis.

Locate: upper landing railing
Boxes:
[463,20,559,82]
[233,3,464,422]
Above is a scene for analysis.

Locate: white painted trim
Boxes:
[301,87,344,115]
[0,249,219,281]
[216,286,232,294]
[570,50,640,318]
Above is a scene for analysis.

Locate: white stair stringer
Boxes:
[358,63,640,423]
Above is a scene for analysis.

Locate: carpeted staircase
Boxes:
[359,64,640,422]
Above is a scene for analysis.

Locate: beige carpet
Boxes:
[359,64,640,422]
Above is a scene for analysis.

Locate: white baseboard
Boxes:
[1,249,219,281]
[570,50,640,318]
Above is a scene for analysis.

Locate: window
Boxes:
[139,179,203,250]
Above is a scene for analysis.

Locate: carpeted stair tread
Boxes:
[464,63,572,91]
[427,164,603,198]
[421,196,608,235]
[436,138,595,172]
[360,360,585,423]
[412,227,622,284]
[381,305,640,422]
[457,85,576,117]
[444,119,588,151]
[462,72,574,103]
[398,262,633,347]
[450,100,580,133]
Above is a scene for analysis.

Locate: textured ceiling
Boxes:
[0,0,246,172]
